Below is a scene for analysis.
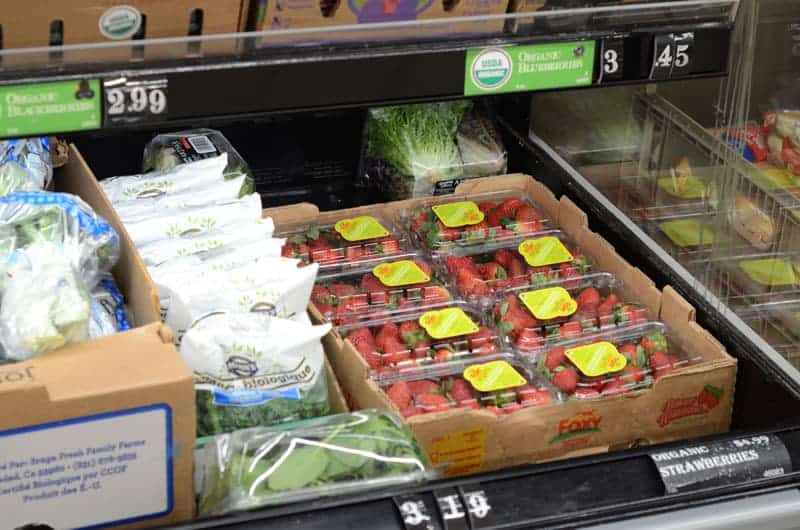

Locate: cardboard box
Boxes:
[277,174,736,476]
[0,146,196,529]
[2,0,248,50]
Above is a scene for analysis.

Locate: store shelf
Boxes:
[0,0,736,139]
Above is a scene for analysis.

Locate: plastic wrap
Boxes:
[365,101,507,199]
[88,275,132,338]
[0,137,53,195]
[198,410,430,516]
[0,192,119,360]
[181,312,331,437]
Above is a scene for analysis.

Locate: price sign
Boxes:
[394,494,442,530]
[598,37,624,83]
[433,488,469,530]
[650,32,694,80]
[460,486,497,529]
[103,77,168,126]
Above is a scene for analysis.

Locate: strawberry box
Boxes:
[278,211,411,272]
[401,192,550,255]
[492,272,649,353]
[337,302,507,380]
[312,254,453,325]
[534,322,700,400]
[440,231,593,307]
[381,360,559,419]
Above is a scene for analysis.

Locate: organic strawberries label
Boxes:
[432,201,485,228]
[463,360,527,392]
[565,341,627,377]
[738,258,797,286]
[334,216,390,241]
[518,287,577,320]
[518,236,573,267]
[419,308,478,339]
[372,260,430,287]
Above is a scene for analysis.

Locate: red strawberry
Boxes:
[311,284,333,304]
[375,323,400,351]
[651,352,680,380]
[512,205,545,233]
[543,347,566,371]
[348,328,381,368]
[456,268,490,295]
[360,273,386,293]
[516,328,543,351]
[559,320,583,339]
[449,378,474,402]
[619,344,648,367]
[613,304,646,325]
[416,393,452,413]
[477,262,507,281]
[497,198,525,217]
[399,321,421,335]
[408,380,441,396]
[383,336,411,365]
[445,255,479,276]
[558,263,580,286]
[468,326,495,349]
[602,377,630,397]
[411,212,429,231]
[345,246,365,261]
[573,387,601,399]
[575,287,601,310]
[493,250,515,269]
[400,405,422,418]
[377,238,400,255]
[551,366,579,393]
[508,257,526,279]
[328,283,357,298]
[517,386,552,406]
[421,286,450,303]
[698,385,723,409]
[433,349,453,363]
[457,400,481,410]
[314,303,334,318]
[386,381,412,409]
[485,208,504,228]
[621,365,645,383]
[465,221,490,240]
[477,202,497,213]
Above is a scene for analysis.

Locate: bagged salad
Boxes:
[198,410,430,515]
[365,101,507,199]
[181,312,332,437]
[0,192,119,360]
[142,129,254,195]
[88,274,132,338]
[0,137,53,196]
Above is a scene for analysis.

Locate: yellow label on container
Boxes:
[657,175,707,199]
[432,201,485,228]
[334,216,390,242]
[428,428,487,477]
[372,260,430,287]
[518,287,577,320]
[739,258,797,286]
[463,360,528,392]
[419,307,478,339]
[659,219,715,248]
[565,341,627,377]
[518,236,573,267]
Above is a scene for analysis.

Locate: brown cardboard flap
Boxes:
[661,285,697,325]
[263,202,320,226]
[558,196,590,235]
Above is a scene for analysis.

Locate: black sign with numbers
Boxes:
[394,494,443,530]
[650,32,694,80]
[460,486,497,529]
[433,488,469,530]
[598,37,625,83]
[103,76,168,126]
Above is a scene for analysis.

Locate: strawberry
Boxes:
[411,212,429,231]
[517,328,543,351]
[573,387,601,399]
[383,336,410,365]
[408,380,441,396]
[456,268,490,295]
[314,303,334,318]
[558,320,583,339]
[641,330,668,354]
[698,385,723,409]
[449,378,474,402]
[457,400,481,410]
[602,377,629,396]
[558,263,580,286]
[360,273,386,293]
[575,287,601,310]
[445,255,479,276]
[328,283,357,298]
[311,284,334,304]
[477,202,497,213]
[397,297,416,310]
[477,262,507,281]
[399,321,421,336]
[508,257,526,279]
[347,328,381,368]
[433,349,453,363]
[416,393,452,413]
[400,405,423,418]
[510,205,545,233]
[619,343,648,367]
[496,198,526,217]
[375,323,400,351]
[621,365,645,383]
[517,386,552,406]
[493,250,515,270]
[613,303,646,325]
[651,352,680,380]
[468,326,495,349]
[386,381,412,409]
[543,347,566,371]
[551,366,579,393]
[421,286,450,303]
[498,307,535,338]
[376,238,400,255]
[345,246,365,261]
[399,321,429,349]
[485,208,505,228]
[465,221,490,241]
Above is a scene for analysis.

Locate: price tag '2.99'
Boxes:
[103,77,168,126]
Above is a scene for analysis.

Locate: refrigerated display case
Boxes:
[6,0,800,529]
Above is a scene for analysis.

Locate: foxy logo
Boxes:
[657,385,724,427]
[549,410,602,444]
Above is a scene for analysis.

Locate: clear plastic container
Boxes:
[438,231,593,306]
[198,410,430,516]
[705,251,800,302]
[401,191,550,254]
[380,359,558,418]
[491,273,649,354]
[278,212,411,272]
[338,301,505,379]
[530,322,700,400]
[312,254,452,326]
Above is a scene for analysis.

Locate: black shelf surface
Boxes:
[0,1,735,138]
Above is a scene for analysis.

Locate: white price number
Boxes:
[105,86,167,117]
[657,44,689,69]
[106,87,125,116]
[603,49,620,75]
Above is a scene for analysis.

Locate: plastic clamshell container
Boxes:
[530,322,700,400]
[401,191,551,255]
[339,301,507,380]
[492,273,649,354]
[704,251,800,302]
[617,168,714,221]
[438,230,593,306]
[312,253,453,326]
[197,410,430,516]
[380,359,559,419]
[278,212,412,272]
[733,299,800,342]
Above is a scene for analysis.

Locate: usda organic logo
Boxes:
[470,49,512,91]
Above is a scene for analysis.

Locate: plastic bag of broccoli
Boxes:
[180,312,332,438]
[142,129,254,196]
[0,192,119,360]
[198,410,431,515]
[365,101,507,199]
[0,137,53,196]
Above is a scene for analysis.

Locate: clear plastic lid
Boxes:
[312,254,452,326]
[531,322,701,400]
[197,410,430,516]
[705,251,800,301]
[402,191,550,254]
[492,273,649,354]
[380,359,559,419]
[438,231,593,306]
[278,212,411,272]
[339,301,506,379]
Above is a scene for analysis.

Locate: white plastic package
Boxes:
[0,137,53,195]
